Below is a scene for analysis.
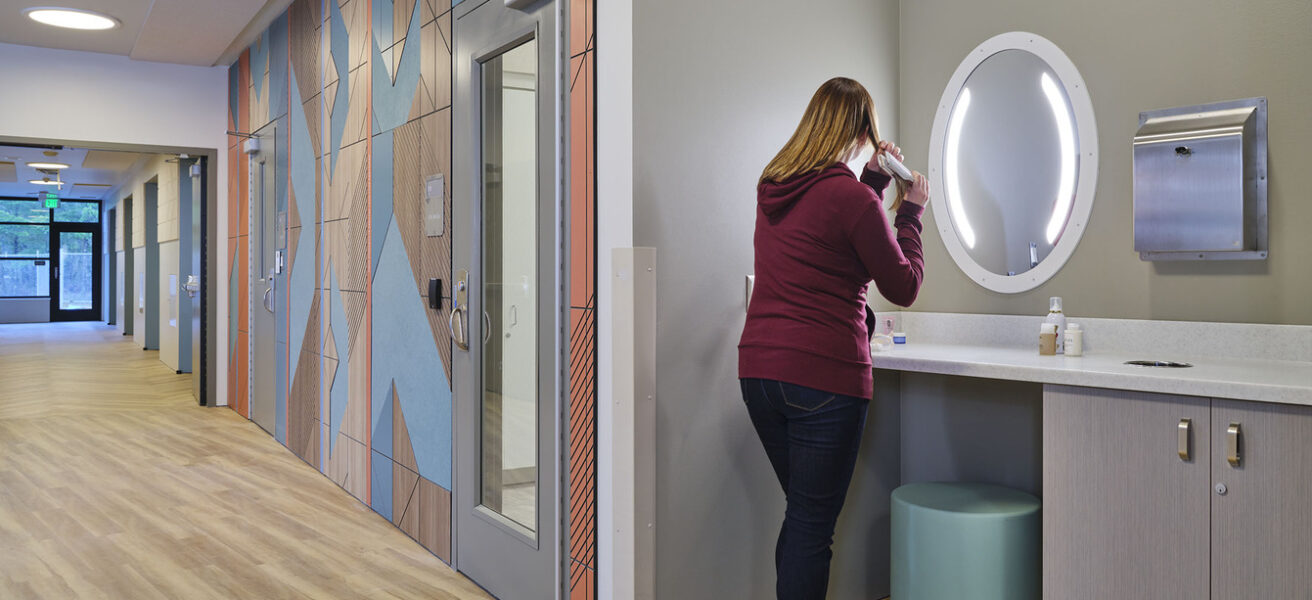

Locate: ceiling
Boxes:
[0,144,149,201]
[0,0,282,66]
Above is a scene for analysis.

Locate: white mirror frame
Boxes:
[928,32,1098,294]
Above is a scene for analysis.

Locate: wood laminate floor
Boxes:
[0,322,492,600]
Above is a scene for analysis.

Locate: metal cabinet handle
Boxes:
[1227,423,1242,467]
[449,307,469,351]
[1178,419,1192,461]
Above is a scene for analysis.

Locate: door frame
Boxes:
[50,220,102,322]
[452,0,572,597]
[0,135,221,406]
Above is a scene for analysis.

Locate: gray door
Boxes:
[1211,399,1312,599]
[251,123,281,434]
[1043,385,1211,600]
[452,0,564,597]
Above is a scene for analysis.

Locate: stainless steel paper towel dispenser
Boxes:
[1133,97,1267,261]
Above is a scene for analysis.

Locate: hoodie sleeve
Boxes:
[845,199,925,307]
[860,166,893,198]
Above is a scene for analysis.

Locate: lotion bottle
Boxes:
[1064,323,1084,356]
[1044,297,1067,354]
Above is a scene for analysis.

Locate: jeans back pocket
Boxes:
[777,381,837,412]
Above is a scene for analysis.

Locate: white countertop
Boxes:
[871,342,1312,406]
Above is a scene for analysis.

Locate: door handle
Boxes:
[483,311,492,343]
[1178,419,1192,461]
[449,307,469,351]
[1226,422,1242,467]
[263,286,274,314]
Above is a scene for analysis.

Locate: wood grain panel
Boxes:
[0,323,488,599]
[393,110,453,379]
[288,296,321,467]
[418,477,452,562]
[395,465,421,539]
[1043,385,1210,600]
[343,67,371,150]
[393,387,418,472]
[1211,399,1312,599]
[289,0,321,105]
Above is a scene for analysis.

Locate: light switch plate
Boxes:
[424,174,445,237]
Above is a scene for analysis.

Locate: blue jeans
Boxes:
[741,378,869,600]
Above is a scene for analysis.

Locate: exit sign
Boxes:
[40,191,58,209]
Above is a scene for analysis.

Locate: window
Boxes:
[54,201,100,223]
[0,199,49,223]
[1,197,60,298]
[0,260,50,297]
[0,224,50,258]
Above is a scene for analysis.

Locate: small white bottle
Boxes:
[1064,323,1083,356]
[1045,297,1067,354]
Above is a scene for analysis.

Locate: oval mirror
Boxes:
[928,32,1098,294]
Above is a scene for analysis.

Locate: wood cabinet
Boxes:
[1210,400,1312,599]
[1044,386,1312,599]
[1043,386,1211,600]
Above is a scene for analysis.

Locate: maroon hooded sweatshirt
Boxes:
[738,163,925,399]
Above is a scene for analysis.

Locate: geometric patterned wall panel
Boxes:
[370,0,454,563]
[225,0,598,585]
[321,0,372,504]
[287,0,322,469]
[228,50,251,419]
[567,0,597,597]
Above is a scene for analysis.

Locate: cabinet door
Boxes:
[1211,399,1312,599]
[1043,385,1210,600]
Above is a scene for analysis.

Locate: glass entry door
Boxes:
[452,0,563,597]
[50,223,100,322]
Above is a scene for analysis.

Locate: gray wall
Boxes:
[0,298,50,323]
[894,0,1312,325]
[633,0,901,597]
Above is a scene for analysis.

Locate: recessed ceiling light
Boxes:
[29,179,64,186]
[23,7,120,31]
[27,162,70,170]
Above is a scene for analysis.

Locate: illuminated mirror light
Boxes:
[1041,72,1077,244]
[945,88,976,248]
[26,162,70,170]
[24,7,119,31]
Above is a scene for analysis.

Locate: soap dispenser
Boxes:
[1045,297,1067,354]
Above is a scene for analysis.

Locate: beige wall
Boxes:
[112,155,181,248]
[633,0,903,596]
[893,0,1312,325]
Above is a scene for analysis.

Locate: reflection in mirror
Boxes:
[944,49,1080,276]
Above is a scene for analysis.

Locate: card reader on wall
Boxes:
[1132,97,1267,261]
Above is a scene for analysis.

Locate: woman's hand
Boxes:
[905,171,931,207]
[866,140,904,174]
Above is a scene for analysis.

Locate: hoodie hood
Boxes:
[757,163,855,217]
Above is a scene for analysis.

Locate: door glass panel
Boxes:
[58,232,93,310]
[53,202,100,223]
[480,37,538,533]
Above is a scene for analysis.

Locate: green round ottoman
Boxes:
[891,482,1040,600]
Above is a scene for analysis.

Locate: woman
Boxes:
[738,77,930,599]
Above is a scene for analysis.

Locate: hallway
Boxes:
[0,323,490,599]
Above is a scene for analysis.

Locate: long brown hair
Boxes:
[760,77,906,211]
